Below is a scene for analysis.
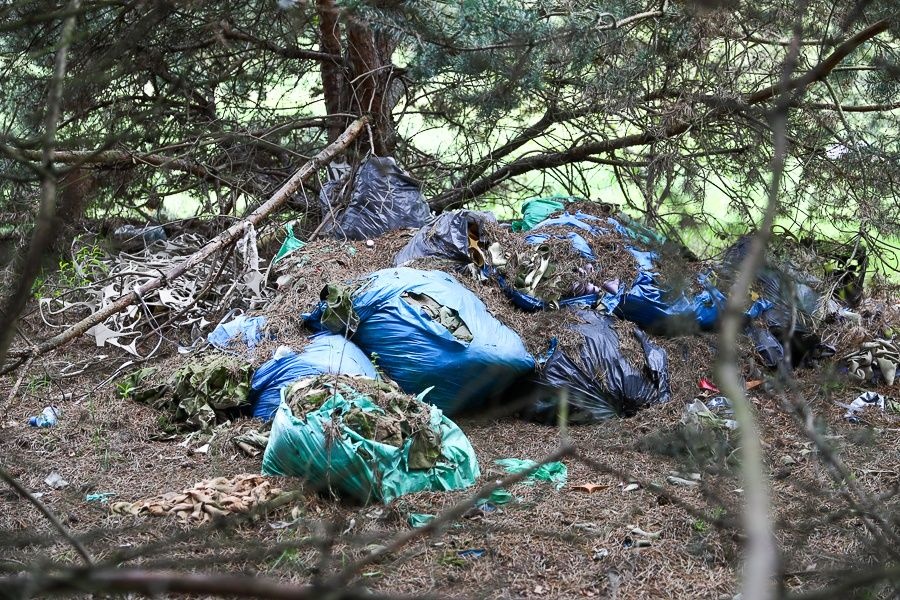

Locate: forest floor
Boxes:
[2,224,899,599]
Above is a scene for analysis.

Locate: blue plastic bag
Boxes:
[524,214,774,333]
[250,334,377,421]
[207,315,268,349]
[307,268,535,415]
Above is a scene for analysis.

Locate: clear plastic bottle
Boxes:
[28,406,59,428]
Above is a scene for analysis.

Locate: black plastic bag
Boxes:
[319,156,431,240]
[523,312,670,424]
[745,325,784,368]
[394,210,497,267]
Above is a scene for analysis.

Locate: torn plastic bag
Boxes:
[612,272,727,333]
[523,230,594,260]
[722,237,823,364]
[745,325,785,368]
[207,315,267,350]
[489,212,705,319]
[274,223,305,264]
[522,311,670,424]
[262,375,480,503]
[525,213,726,331]
[250,334,377,421]
[111,224,167,251]
[306,268,535,415]
[319,156,431,240]
[488,265,600,312]
[606,212,667,247]
[394,210,497,267]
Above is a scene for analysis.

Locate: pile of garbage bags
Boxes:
[121,184,876,505]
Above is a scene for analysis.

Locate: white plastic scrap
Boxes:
[841,392,886,422]
[682,399,738,430]
[44,472,69,489]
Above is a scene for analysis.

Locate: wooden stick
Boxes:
[3,117,367,367]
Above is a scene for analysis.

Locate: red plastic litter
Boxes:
[698,378,720,393]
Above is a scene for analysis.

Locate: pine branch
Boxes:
[430,18,890,211]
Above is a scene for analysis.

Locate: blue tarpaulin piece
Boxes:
[306,268,535,415]
[207,315,268,349]
[524,231,594,259]
[250,334,377,421]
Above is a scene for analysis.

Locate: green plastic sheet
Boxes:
[262,379,480,504]
[274,223,305,264]
[407,513,436,528]
[479,488,515,506]
[510,197,567,232]
[495,458,568,490]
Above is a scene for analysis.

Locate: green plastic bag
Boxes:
[407,513,435,528]
[510,196,567,232]
[479,488,515,506]
[274,223,305,264]
[495,458,568,490]
[262,376,480,504]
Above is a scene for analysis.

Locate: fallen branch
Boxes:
[2,117,368,369]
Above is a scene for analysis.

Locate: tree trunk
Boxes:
[345,19,398,155]
[317,0,345,143]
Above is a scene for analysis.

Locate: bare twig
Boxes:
[0,568,421,600]
[783,563,900,600]
[715,9,808,600]
[6,354,35,406]
[430,18,889,210]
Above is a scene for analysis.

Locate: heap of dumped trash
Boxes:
[120,159,891,505]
